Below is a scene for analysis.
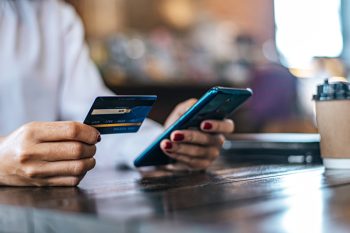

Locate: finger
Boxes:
[23,158,96,178]
[24,122,100,145]
[31,142,96,161]
[201,119,235,134]
[160,140,220,160]
[170,130,225,146]
[164,99,197,128]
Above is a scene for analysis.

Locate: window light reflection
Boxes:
[275,0,343,70]
[280,174,324,233]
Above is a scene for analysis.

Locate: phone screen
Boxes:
[181,93,250,129]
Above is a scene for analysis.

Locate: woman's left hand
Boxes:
[160,99,235,170]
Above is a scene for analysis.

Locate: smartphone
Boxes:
[133,86,253,167]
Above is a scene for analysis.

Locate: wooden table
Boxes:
[1,158,350,233]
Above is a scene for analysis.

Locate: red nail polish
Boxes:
[165,141,172,150]
[173,133,185,142]
[97,135,101,142]
[203,122,213,130]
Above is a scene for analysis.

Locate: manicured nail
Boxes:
[165,141,173,150]
[97,134,101,142]
[173,133,185,142]
[203,122,213,130]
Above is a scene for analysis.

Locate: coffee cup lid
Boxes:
[313,79,350,101]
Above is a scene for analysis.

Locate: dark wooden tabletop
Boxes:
[1,158,350,233]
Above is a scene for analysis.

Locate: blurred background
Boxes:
[66,0,350,133]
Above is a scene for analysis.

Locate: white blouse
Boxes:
[0,0,163,167]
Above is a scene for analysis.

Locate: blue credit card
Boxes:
[84,96,157,134]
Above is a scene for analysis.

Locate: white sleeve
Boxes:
[58,2,164,168]
[58,1,108,120]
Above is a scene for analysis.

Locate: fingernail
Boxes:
[173,133,185,142]
[97,134,101,142]
[203,122,213,130]
[165,141,173,150]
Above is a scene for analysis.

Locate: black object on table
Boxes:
[222,133,321,164]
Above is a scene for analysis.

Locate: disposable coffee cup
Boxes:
[313,79,350,169]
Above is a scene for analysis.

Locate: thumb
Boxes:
[164,98,197,128]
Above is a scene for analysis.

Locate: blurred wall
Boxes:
[202,0,274,44]
[66,0,275,45]
[67,0,125,38]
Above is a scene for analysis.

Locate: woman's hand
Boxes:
[0,122,100,186]
[160,99,235,170]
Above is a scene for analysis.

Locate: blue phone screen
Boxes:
[181,93,248,129]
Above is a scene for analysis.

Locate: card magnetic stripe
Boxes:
[91,123,142,128]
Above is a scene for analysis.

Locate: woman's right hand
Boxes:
[0,122,100,186]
